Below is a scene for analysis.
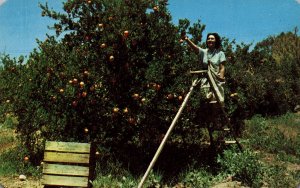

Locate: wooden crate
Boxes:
[41,141,95,187]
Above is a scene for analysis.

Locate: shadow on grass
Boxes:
[96,142,230,184]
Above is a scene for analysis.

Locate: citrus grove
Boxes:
[0,0,299,181]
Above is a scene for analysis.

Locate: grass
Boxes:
[91,158,139,188]
[244,112,300,163]
[0,112,299,187]
[0,114,17,152]
[242,112,300,187]
[0,118,17,176]
[0,128,15,153]
[0,150,18,176]
[0,115,41,177]
[0,142,19,176]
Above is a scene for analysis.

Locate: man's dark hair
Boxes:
[206,33,221,49]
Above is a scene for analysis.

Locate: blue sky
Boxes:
[0,0,300,58]
[169,0,300,45]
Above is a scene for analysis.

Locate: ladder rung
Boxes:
[213,128,230,131]
[190,70,208,74]
[224,140,236,144]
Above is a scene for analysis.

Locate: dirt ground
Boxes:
[0,176,250,188]
[0,176,247,188]
[0,176,42,188]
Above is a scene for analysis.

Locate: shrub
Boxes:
[180,168,214,188]
[264,165,299,188]
[217,149,263,187]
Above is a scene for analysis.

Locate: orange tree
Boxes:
[10,0,211,163]
[0,55,23,122]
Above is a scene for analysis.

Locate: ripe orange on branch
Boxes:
[124,30,129,38]
[100,43,106,49]
[178,95,183,101]
[167,94,174,100]
[51,96,57,102]
[98,23,104,31]
[24,156,29,162]
[83,70,89,77]
[82,92,87,98]
[79,81,85,88]
[72,101,78,107]
[132,93,140,100]
[128,117,136,125]
[230,93,238,97]
[113,107,119,113]
[153,6,159,12]
[73,78,78,85]
[109,55,115,62]
[123,107,129,113]
[155,84,161,91]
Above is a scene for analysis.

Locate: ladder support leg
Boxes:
[137,79,199,188]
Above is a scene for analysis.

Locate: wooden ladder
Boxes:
[191,70,243,150]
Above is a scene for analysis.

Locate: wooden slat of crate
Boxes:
[43,163,89,176]
[42,175,89,187]
[44,151,90,164]
[45,141,91,153]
